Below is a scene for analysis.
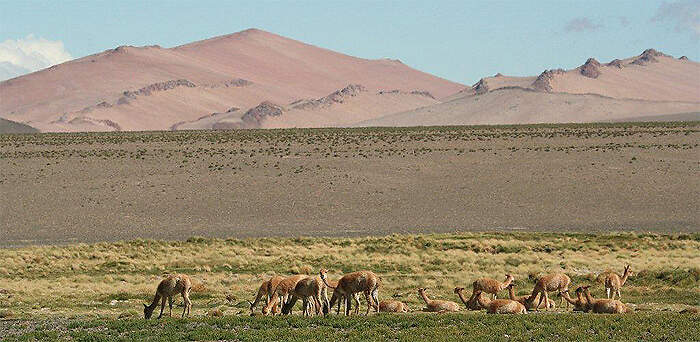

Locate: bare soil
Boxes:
[1,122,698,247]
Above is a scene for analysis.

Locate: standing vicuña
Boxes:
[262,274,306,315]
[328,280,361,315]
[249,275,284,315]
[418,288,460,312]
[143,274,192,319]
[604,265,632,300]
[467,274,514,306]
[320,269,380,316]
[582,286,628,314]
[282,275,330,316]
[456,287,526,314]
[526,273,570,310]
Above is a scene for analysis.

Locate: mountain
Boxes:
[358,50,700,127]
[0,28,462,132]
[1,32,698,132]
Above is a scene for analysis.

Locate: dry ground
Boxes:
[1,122,698,247]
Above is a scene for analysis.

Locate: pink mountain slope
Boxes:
[0,28,463,132]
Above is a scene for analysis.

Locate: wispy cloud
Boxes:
[0,35,72,81]
[652,0,700,40]
[564,17,602,33]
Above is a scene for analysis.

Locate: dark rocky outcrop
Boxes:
[532,69,565,92]
[409,90,436,99]
[122,79,196,98]
[376,89,435,99]
[291,84,366,110]
[241,101,284,126]
[204,78,253,88]
[579,58,601,78]
[472,78,489,94]
[377,89,401,95]
[607,59,623,69]
[66,117,121,131]
[631,49,665,66]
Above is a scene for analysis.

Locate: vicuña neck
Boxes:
[455,291,468,306]
[148,293,161,310]
[621,269,630,286]
[501,277,513,288]
[562,292,577,305]
[476,293,489,308]
[507,286,516,300]
[419,292,431,304]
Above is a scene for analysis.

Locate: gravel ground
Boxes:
[1,124,698,247]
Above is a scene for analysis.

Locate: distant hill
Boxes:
[358,50,700,127]
[0,118,39,134]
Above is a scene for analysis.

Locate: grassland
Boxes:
[3,313,699,341]
[0,232,698,340]
[1,122,699,246]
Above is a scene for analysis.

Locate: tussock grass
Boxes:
[0,232,698,321]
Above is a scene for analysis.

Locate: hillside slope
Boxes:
[0,29,462,132]
[357,87,700,127]
[0,118,39,134]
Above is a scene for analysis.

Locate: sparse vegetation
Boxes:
[1,122,698,247]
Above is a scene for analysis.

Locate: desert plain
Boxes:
[1,122,698,247]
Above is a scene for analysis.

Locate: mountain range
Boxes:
[0,28,698,133]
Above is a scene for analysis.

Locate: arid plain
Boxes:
[1,122,699,340]
[1,122,698,247]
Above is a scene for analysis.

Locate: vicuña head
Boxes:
[319,268,330,283]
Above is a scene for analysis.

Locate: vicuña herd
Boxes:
[143,265,634,319]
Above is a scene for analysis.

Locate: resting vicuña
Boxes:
[582,286,628,314]
[456,287,525,314]
[378,299,409,313]
[561,287,588,312]
[418,288,459,312]
[506,284,553,310]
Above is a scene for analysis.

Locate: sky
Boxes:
[0,0,698,83]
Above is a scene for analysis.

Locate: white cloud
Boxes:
[564,17,602,33]
[652,0,700,40]
[0,35,73,81]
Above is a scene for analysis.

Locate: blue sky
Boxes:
[0,0,698,83]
